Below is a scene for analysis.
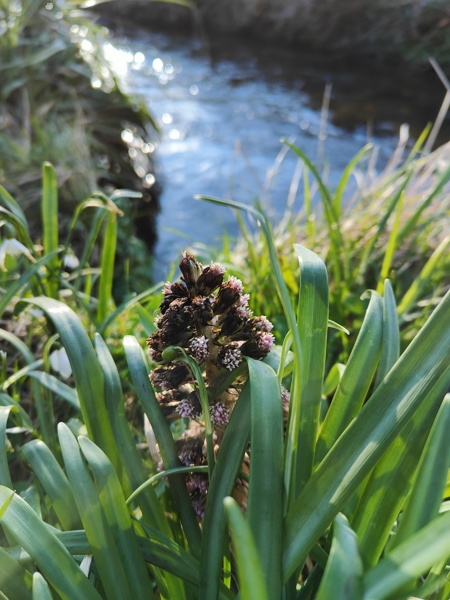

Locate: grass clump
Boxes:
[199,132,450,364]
[0,160,449,599]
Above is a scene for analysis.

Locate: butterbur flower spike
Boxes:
[146,251,281,519]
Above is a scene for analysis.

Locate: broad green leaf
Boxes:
[58,423,132,600]
[0,546,32,600]
[352,371,448,568]
[27,371,80,410]
[78,436,155,600]
[283,289,450,581]
[0,486,102,600]
[199,382,251,600]
[315,514,363,600]
[21,440,81,530]
[123,335,202,557]
[363,511,450,600]
[224,497,269,600]
[16,298,120,473]
[374,280,400,388]
[391,394,450,549]
[315,291,383,463]
[287,244,328,498]
[32,573,52,600]
[247,358,283,600]
[97,211,117,323]
[41,163,59,299]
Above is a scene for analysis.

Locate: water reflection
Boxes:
[105,28,449,278]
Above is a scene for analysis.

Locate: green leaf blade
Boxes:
[247,358,284,600]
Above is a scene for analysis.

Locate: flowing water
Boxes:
[109,28,449,278]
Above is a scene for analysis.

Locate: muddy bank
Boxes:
[95,0,450,66]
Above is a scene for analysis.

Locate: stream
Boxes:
[106,27,449,279]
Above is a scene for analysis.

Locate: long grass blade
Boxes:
[199,382,251,600]
[391,394,450,549]
[195,195,302,505]
[363,510,450,600]
[0,249,60,319]
[0,185,29,232]
[287,245,328,498]
[352,370,449,568]
[315,291,383,463]
[97,211,117,323]
[0,328,53,449]
[32,573,53,600]
[224,497,269,600]
[247,358,283,600]
[41,163,59,299]
[15,298,120,473]
[373,280,400,388]
[0,486,102,600]
[397,235,450,318]
[0,547,32,600]
[0,405,17,488]
[333,144,372,217]
[315,514,363,600]
[397,164,450,244]
[20,440,81,530]
[58,423,133,600]
[27,371,80,410]
[376,192,403,294]
[283,289,450,581]
[281,140,347,284]
[78,435,155,600]
[123,335,202,557]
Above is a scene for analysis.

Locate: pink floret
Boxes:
[227,276,243,294]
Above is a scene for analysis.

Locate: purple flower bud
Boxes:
[253,316,273,332]
[235,305,253,319]
[281,385,290,410]
[210,262,226,275]
[176,398,199,419]
[210,401,230,425]
[163,281,173,295]
[239,294,250,307]
[179,252,203,292]
[258,332,275,351]
[227,276,243,294]
[218,345,243,371]
[189,335,209,361]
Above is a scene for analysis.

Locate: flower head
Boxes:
[210,401,230,425]
[189,335,209,361]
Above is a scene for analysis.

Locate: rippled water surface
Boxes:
[111,29,448,278]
